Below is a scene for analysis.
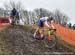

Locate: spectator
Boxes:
[68,23,72,29]
[73,24,75,30]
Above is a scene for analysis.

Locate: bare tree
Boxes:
[0,8,4,16]
[3,0,26,24]
[33,8,53,19]
[54,9,69,25]
[23,10,29,24]
[4,0,23,11]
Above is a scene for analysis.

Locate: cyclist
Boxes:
[33,15,55,40]
[10,8,19,25]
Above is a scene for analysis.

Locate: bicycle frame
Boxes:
[38,27,52,40]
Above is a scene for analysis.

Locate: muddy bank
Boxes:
[0,26,74,55]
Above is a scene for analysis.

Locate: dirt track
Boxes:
[0,26,75,55]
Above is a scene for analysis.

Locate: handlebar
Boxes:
[49,29,56,32]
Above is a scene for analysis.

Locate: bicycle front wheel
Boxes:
[44,34,57,48]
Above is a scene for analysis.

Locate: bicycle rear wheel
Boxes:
[33,31,45,40]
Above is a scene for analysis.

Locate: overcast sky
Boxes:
[0,0,75,24]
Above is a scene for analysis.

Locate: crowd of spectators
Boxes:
[61,22,75,30]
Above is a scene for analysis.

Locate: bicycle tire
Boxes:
[33,29,57,48]
[33,31,45,40]
[44,34,57,48]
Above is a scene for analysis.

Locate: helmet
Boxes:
[49,16,54,21]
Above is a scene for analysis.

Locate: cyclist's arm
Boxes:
[44,21,50,28]
[51,24,54,29]
[44,17,50,28]
[50,20,55,29]
[44,21,55,29]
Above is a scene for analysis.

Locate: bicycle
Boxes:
[33,27,57,48]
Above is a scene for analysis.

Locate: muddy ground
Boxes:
[0,26,75,55]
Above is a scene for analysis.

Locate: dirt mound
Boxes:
[0,26,74,55]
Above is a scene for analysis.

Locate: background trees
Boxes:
[0,0,70,26]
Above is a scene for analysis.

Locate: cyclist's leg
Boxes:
[33,27,39,38]
[33,27,44,39]
[39,27,44,39]
[50,20,55,29]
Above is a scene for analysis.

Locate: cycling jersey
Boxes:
[40,17,48,22]
[38,17,48,27]
[38,16,54,29]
